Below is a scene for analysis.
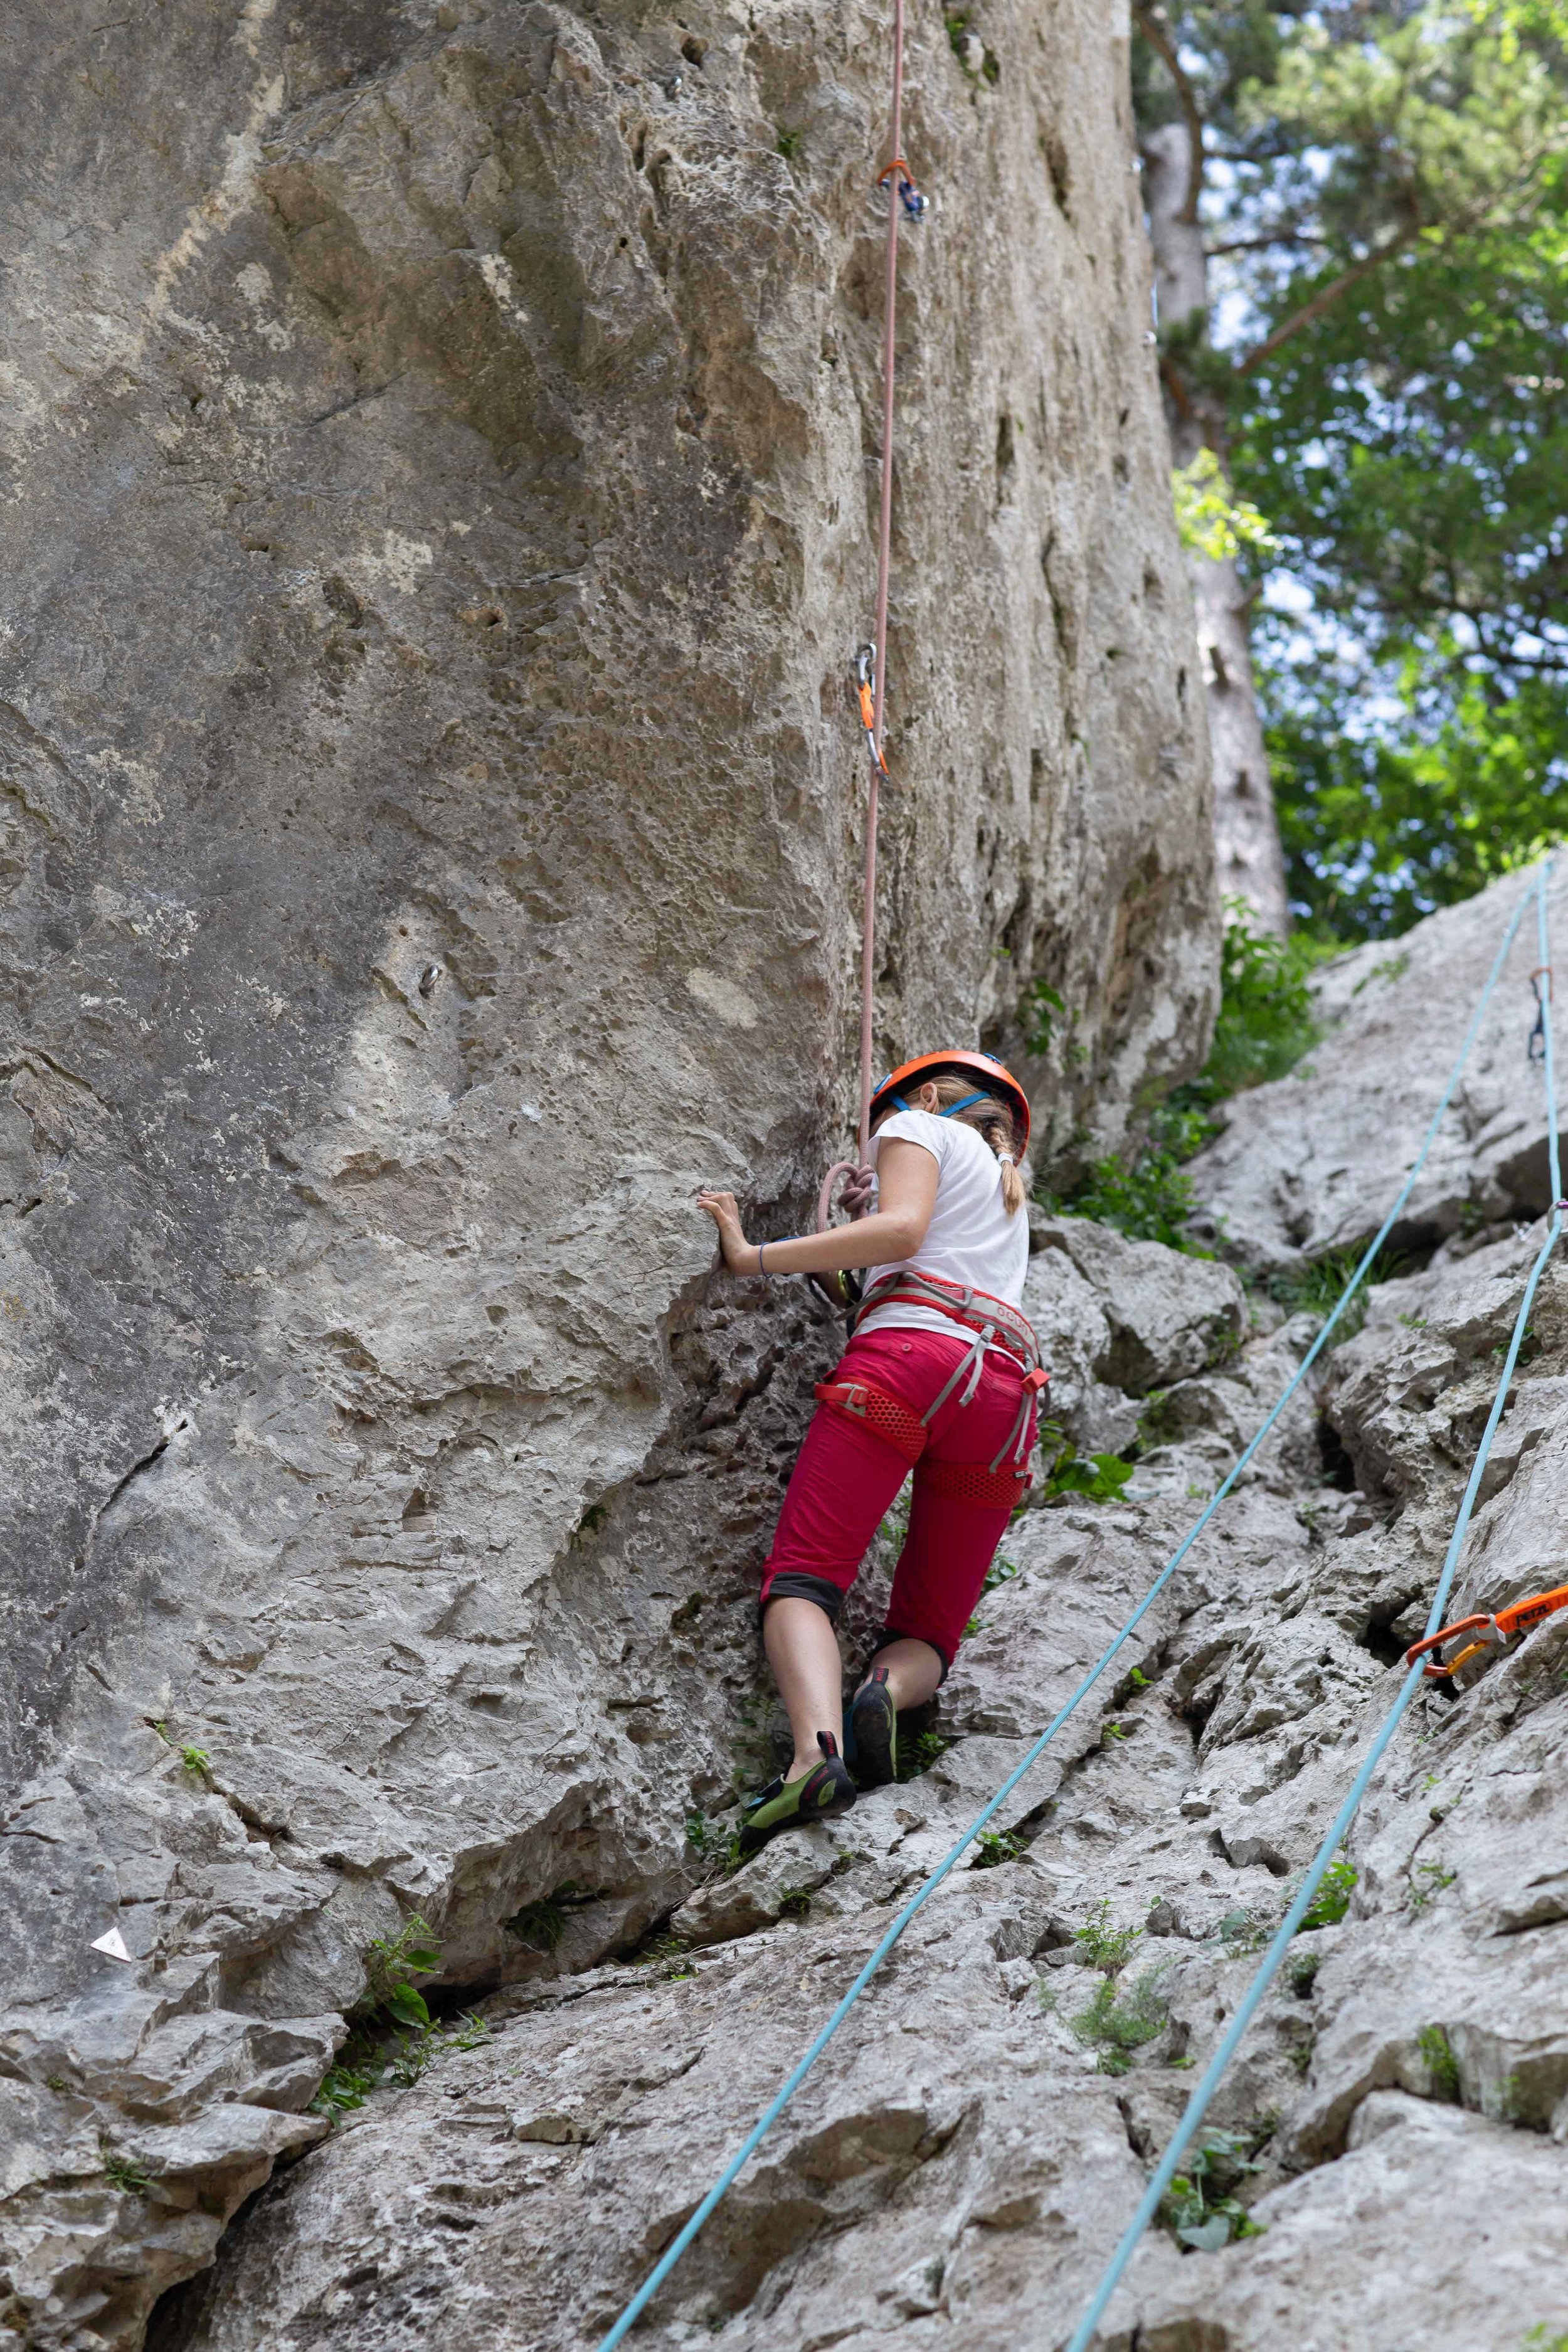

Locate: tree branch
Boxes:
[1206,230,1326,257]
[1134,4,1205,224]
[1234,220,1421,378]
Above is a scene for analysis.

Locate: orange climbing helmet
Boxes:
[869,1051,1031,1152]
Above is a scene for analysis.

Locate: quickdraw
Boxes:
[877,155,929,218]
[854,643,888,776]
[1404,1577,1568,1681]
[1529,964,1552,1061]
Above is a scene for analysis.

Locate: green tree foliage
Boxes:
[1133,1,1568,937]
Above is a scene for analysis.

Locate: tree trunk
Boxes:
[1143,122,1291,938]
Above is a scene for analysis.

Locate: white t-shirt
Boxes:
[857,1108,1030,1343]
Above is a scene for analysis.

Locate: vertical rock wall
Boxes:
[0,1,1212,2340]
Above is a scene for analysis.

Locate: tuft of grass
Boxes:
[179,1745,209,1774]
[972,1828,1025,1870]
[1071,1969,1168,2075]
[775,127,802,159]
[1419,2023,1461,2100]
[100,2146,153,2196]
[776,1886,813,1919]
[1268,1246,1405,1344]
[1297,1857,1357,1931]
[1074,1900,1142,1973]
[1160,2127,1266,2251]
[637,1932,697,1981]
[1288,1951,1321,1998]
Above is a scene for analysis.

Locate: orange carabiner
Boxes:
[1406,1579,1568,1681]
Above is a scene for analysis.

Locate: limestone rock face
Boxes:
[0,0,1213,2341]
[1187,862,1568,1272]
[166,866,1568,2352]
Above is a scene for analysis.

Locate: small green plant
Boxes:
[775,127,802,159]
[1298,1857,1357,1931]
[1039,1424,1136,1505]
[179,1745,209,1774]
[637,1932,697,1981]
[896,1727,951,1783]
[1419,2023,1460,2100]
[1216,1906,1271,1956]
[310,2061,376,2120]
[1407,1863,1456,1915]
[1522,2324,1568,2348]
[1074,1900,1142,1973]
[1289,2037,1315,2075]
[1399,1311,1428,1329]
[1161,2127,1266,2250]
[1028,978,1067,1052]
[362,1913,441,2028]
[1102,1720,1130,1744]
[973,1828,1025,1870]
[1071,1969,1168,2074]
[1037,1140,1206,1255]
[1126,1666,1150,1690]
[100,2146,153,2195]
[1268,1247,1404,1345]
[570,1501,610,1548]
[982,1554,1022,1595]
[685,1812,720,1857]
[1288,1951,1321,1998]
[776,1886,813,1919]
[45,2075,67,2092]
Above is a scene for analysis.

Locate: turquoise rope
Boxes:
[1064,856,1560,2352]
[593,873,1537,2352]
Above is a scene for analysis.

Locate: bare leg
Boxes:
[763,1598,846,1782]
[861,1635,942,1713]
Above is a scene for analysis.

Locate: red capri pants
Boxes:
[760,1326,1034,1670]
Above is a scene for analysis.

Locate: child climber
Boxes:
[699,1051,1047,1855]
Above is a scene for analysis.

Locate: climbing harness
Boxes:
[1405,1578,1568,1681]
[593,867,1544,2352]
[815,1273,1048,1500]
[1061,855,1562,2352]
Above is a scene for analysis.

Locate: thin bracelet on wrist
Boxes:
[757,1237,799,1276]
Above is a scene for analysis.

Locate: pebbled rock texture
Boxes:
[0,0,1212,2343]
[167,864,1568,2352]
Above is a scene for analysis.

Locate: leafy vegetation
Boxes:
[972,1828,1025,1870]
[1037,905,1327,1253]
[1071,1969,1169,2075]
[896,1727,951,1783]
[310,1915,490,2122]
[1419,2023,1461,2100]
[1298,1857,1358,1931]
[178,1745,209,1775]
[1039,1426,1136,1507]
[1074,1900,1143,1973]
[1161,2128,1268,2252]
[1266,1243,1405,1345]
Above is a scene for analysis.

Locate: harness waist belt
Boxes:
[851,1267,1043,1372]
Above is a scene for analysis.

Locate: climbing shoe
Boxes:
[850,1666,898,1788]
[736,1732,856,1859]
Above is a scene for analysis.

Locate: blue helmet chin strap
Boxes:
[939,1091,988,1118]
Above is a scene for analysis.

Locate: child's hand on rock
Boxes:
[697,1189,760,1275]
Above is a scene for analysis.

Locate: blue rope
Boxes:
[593,872,1537,2352]
[1064,856,1559,2352]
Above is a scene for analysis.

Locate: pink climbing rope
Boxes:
[818,0,909,1228]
